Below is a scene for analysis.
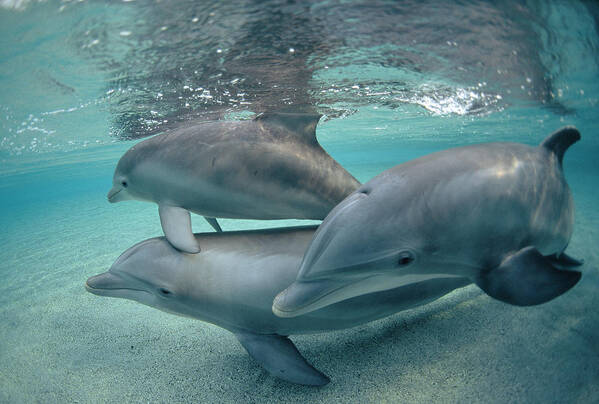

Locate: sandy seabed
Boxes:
[0,161,597,404]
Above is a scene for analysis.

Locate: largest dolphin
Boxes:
[273,127,583,318]
[85,226,470,385]
[107,112,360,253]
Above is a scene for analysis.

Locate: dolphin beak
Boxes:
[85,271,150,300]
[85,272,125,294]
[107,185,122,203]
[272,277,368,318]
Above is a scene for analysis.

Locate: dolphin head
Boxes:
[107,144,157,203]
[107,148,137,203]
[272,180,449,318]
[85,238,197,317]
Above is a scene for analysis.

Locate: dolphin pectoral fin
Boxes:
[234,332,330,386]
[548,252,584,268]
[475,246,581,306]
[158,204,200,253]
[203,216,223,232]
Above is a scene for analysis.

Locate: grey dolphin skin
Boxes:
[85,226,470,386]
[273,127,584,318]
[107,112,360,253]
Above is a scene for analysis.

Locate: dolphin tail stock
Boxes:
[158,204,201,253]
[234,332,330,386]
[540,126,580,166]
[203,216,223,232]
[474,246,582,307]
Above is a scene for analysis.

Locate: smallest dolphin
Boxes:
[107,112,360,253]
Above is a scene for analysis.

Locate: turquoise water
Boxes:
[1,1,598,402]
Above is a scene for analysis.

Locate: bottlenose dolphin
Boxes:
[272,127,583,318]
[107,112,360,253]
[85,226,470,385]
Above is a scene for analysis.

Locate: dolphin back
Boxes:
[540,126,580,166]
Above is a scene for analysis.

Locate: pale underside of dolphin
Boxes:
[273,127,584,318]
[85,226,471,386]
[107,112,360,253]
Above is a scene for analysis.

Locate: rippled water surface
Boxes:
[1,1,598,402]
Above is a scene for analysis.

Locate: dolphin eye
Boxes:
[398,251,415,266]
[158,288,172,296]
[121,180,128,188]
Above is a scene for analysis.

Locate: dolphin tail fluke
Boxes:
[540,126,580,166]
[548,252,584,269]
[235,332,330,386]
[158,204,201,253]
[475,246,581,306]
[204,216,223,232]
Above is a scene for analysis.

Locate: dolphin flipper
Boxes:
[235,332,330,386]
[204,216,223,232]
[158,204,200,253]
[475,246,581,306]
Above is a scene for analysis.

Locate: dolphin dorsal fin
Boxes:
[540,126,580,166]
[254,112,322,144]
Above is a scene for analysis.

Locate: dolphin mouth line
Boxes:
[107,188,122,202]
[85,281,148,295]
[273,275,377,317]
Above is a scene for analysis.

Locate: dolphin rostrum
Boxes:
[107,112,360,253]
[85,226,470,385]
[272,127,583,318]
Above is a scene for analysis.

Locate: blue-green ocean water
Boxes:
[1,1,598,402]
